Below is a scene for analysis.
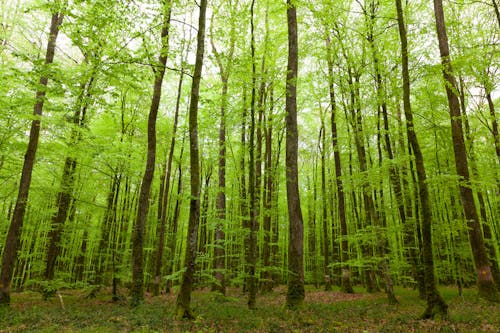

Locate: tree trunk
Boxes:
[348,69,378,293]
[240,89,249,293]
[247,0,258,310]
[285,0,305,309]
[460,81,500,291]
[407,142,426,299]
[213,72,228,296]
[197,168,212,282]
[261,86,274,293]
[492,0,500,29]
[433,0,498,302]
[209,5,236,296]
[364,3,398,304]
[175,0,206,319]
[395,0,448,318]
[94,174,120,288]
[325,36,353,294]
[153,68,183,296]
[165,142,185,293]
[319,120,331,291]
[44,68,95,285]
[485,88,500,165]
[0,11,63,306]
[130,2,171,307]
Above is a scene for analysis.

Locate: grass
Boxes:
[0,286,498,332]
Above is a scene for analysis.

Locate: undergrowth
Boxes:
[0,286,497,332]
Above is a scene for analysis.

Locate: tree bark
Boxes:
[44,66,95,285]
[240,90,249,293]
[318,120,331,291]
[0,10,63,306]
[197,167,212,280]
[285,0,305,309]
[349,69,378,293]
[165,142,185,293]
[364,2,398,304]
[130,1,171,307]
[484,88,500,165]
[214,66,228,296]
[433,0,498,302]
[395,0,448,318]
[247,0,258,310]
[153,68,183,296]
[325,36,353,294]
[460,80,500,291]
[176,0,206,319]
[261,86,273,293]
[210,10,236,294]
[492,0,500,29]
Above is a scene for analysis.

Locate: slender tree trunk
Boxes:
[197,168,212,282]
[213,112,227,294]
[407,142,426,299]
[397,100,425,297]
[165,142,185,293]
[92,173,120,294]
[176,0,206,318]
[0,11,63,306]
[325,37,353,294]
[348,70,378,293]
[240,90,249,293]
[460,81,500,291]
[492,0,500,29]
[306,175,316,286]
[153,69,183,296]
[209,3,236,296]
[364,4,398,304]
[319,120,331,291]
[261,86,274,293]
[214,74,228,295]
[131,2,171,307]
[106,173,131,297]
[271,97,284,288]
[44,69,95,285]
[73,230,87,283]
[285,0,305,309]
[395,0,448,318]
[478,193,500,290]
[247,0,258,310]
[111,174,130,301]
[97,100,134,298]
[44,156,77,282]
[484,88,500,165]
[433,0,498,302]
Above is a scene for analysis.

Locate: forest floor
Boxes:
[0,285,498,332]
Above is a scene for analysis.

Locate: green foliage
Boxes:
[1,0,499,320]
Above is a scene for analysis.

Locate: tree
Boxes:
[44,55,97,289]
[0,8,64,306]
[2,0,500,320]
[210,0,238,295]
[432,0,499,302]
[323,9,353,295]
[209,0,239,296]
[492,0,500,29]
[130,0,172,307]
[395,0,448,318]
[247,0,259,310]
[153,69,184,296]
[285,0,305,309]
[176,0,207,319]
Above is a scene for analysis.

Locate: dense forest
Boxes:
[0,0,499,327]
